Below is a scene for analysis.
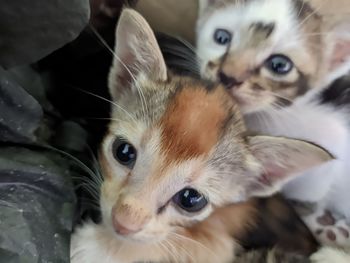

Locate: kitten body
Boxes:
[197,0,350,246]
[71,9,332,263]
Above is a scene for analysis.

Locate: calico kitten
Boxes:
[197,0,350,114]
[196,0,350,247]
[70,9,332,263]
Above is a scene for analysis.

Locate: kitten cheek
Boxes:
[231,89,274,114]
[202,61,219,81]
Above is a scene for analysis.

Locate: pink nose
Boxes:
[112,217,142,236]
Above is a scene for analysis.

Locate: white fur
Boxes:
[71,222,166,263]
[245,90,350,220]
[311,247,350,263]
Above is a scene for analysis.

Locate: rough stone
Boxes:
[0,67,43,143]
[0,0,90,68]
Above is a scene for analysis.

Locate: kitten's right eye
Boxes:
[112,138,137,169]
[214,29,232,45]
[264,54,294,75]
[172,188,208,213]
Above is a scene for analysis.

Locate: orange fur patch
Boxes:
[159,86,231,164]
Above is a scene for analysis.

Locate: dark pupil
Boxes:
[176,188,207,212]
[268,56,293,74]
[116,143,136,164]
[214,29,231,45]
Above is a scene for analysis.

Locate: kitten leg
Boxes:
[310,247,350,263]
[315,218,350,248]
[303,209,350,248]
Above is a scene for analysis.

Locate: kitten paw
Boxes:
[304,209,350,247]
[310,247,350,263]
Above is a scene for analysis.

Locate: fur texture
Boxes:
[197,0,350,114]
[196,0,350,248]
[71,9,332,263]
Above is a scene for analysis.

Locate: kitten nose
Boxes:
[218,71,243,89]
[113,217,141,236]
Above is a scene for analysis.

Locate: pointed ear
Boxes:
[198,0,216,15]
[321,19,350,85]
[108,9,167,101]
[246,136,334,197]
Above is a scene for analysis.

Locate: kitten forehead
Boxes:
[159,85,234,163]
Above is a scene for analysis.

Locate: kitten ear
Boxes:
[108,9,167,100]
[246,136,334,197]
[322,19,350,85]
[198,0,216,15]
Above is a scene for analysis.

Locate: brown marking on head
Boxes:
[159,85,233,164]
[249,22,276,44]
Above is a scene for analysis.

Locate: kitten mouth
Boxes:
[113,232,149,244]
[219,77,243,90]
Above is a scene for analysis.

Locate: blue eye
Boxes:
[265,54,294,75]
[214,29,232,45]
[113,138,137,168]
[172,188,208,213]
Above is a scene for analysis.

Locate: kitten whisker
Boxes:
[83,117,124,122]
[114,242,125,259]
[266,91,293,104]
[85,145,104,182]
[75,183,100,201]
[161,240,178,262]
[167,237,196,262]
[170,232,219,261]
[73,177,101,191]
[89,25,149,124]
[297,0,306,18]
[70,86,138,125]
[70,248,87,262]
[172,37,197,54]
[166,60,200,74]
[161,46,198,64]
[78,200,100,211]
[296,1,326,30]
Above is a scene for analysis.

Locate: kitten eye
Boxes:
[265,54,294,75]
[112,138,137,168]
[214,29,232,45]
[172,188,208,213]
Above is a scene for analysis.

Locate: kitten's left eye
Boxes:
[214,29,232,45]
[265,54,294,75]
[112,138,137,168]
[172,188,208,213]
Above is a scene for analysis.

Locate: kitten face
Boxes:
[97,9,332,246]
[197,0,350,114]
[100,76,256,243]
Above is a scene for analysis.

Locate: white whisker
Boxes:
[89,25,149,124]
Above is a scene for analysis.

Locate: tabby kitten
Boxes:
[197,0,350,247]
[70,9,332,263]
